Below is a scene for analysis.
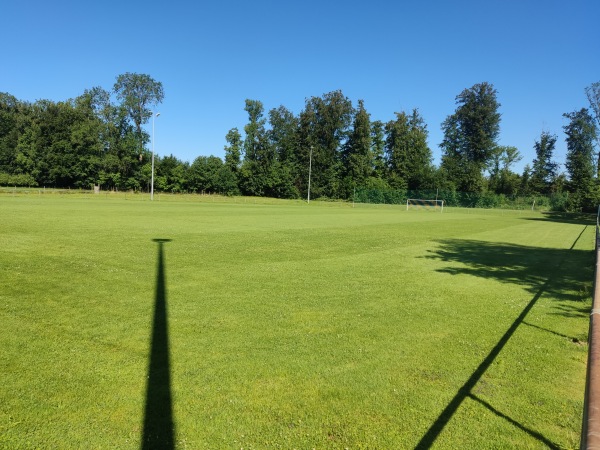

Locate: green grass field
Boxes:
[0,194,595,448]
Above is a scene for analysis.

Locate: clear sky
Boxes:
[2,0,598,174]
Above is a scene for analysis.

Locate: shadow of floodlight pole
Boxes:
[414,278,551,449]
[141,238,174,450]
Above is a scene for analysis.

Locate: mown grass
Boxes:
[0,194,594,448]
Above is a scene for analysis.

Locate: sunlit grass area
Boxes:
[0,195,594,448]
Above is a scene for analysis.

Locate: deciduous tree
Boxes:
[240,99,278,196]
[342,99,372,193]
[298,91,353,199]
[487,145,521,195]
[585,82,600,175]
[530,131,558,194]
[440,82,501,192]
[564,109,597,197]
[385,109,433,190]
[224,127,243,173]
[268,106,300,198]
[113,73,164,166]
[113,73,164,135]
[370,120,386,179]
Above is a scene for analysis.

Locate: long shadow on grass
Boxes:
[415,226,590,449]
[523,321,582,343]
[467,394,560,449]
[141,239,174,450]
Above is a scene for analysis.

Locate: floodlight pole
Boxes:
[307,145,313,204]
[151,112,160,201]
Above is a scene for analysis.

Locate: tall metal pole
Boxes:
[307,146,313,204]
[151,112,160,201]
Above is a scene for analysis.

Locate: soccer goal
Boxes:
[406,198,444,212]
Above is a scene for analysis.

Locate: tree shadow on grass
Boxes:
[525,211,595,226]
[415,226,590,448]
[425,234,593,305]
[141,239,174,450]
[550,303,591,319]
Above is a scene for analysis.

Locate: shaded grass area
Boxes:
[0,196,594,448]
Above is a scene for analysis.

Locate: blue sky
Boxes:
[2,0,598,174]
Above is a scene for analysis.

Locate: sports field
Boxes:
[0,194,594,448]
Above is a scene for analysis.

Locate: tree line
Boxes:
[0,73,164,192]
[1,74,599,211]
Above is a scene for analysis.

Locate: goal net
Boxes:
[406,198,444,212]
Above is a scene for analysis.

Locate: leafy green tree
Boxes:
[455,83,501,163]
[564,108,597,209]
[296,100,317,198]
[242,100,267,162]
[440,82,501,193]
[439,114,462,190]
[14,125,40,179]
[342,99,372,193]
[156,154,189,193]
[385,109,433,190]
[239,99,296,198]
[113,73,164,137]
[30,99,103,188]
[487,145,521,195]
[585,82,600,175]
[384,112,410,190]
[520,164,532,196]
[216,164,240,196]
[552,172,567,194]
[239,99,276,196]
[298,91,353,199]
[268,106,298,166]
[0,93,30,177]
[224,128,243,171]
[113,73,164,177]
[0,80,158,190]
[82,86,117,153]
[69,94,105,188]
[189,155,224,193]
[268,106,300,198]
[81,86,144,190]
[2,98,39,184]
[370,120,386,179]
[407,109,435,189]
[222,127,243,194]
[530,131,558,194]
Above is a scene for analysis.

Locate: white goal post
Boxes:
[406,198,444,212]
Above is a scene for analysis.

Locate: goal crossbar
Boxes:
[406,198,444,212]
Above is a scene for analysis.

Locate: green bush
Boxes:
[0,172,38,187]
